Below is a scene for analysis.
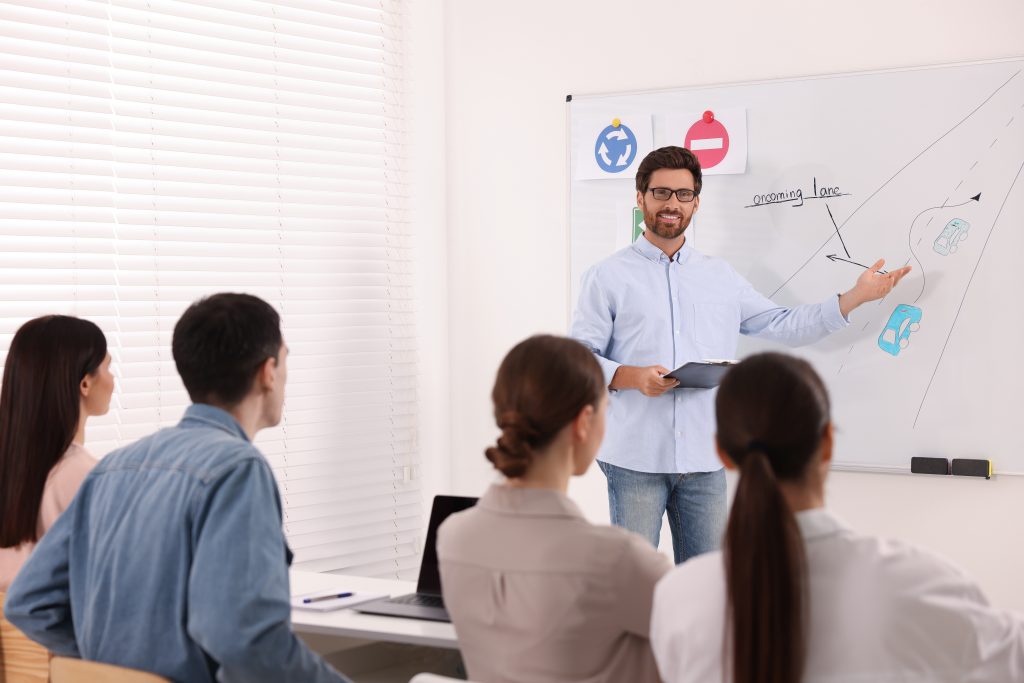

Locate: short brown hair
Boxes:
[635,146,703,196]
[172,293,282,406]
[485,335,605,478]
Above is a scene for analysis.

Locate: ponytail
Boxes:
[723,445,807,683]
[714,353,830,683]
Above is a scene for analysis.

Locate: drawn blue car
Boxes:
[878,304,922,357]
[933,218,969,256]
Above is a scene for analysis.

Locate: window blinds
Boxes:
[0,0,421,578]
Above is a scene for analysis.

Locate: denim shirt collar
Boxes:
[180,403,251,443]
[631,232,694,266]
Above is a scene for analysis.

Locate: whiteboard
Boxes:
[568,58,1024,474]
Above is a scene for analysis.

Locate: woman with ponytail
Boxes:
[437,335,671,683]
[651,352,1024,683]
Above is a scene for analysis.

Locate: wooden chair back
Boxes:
[0,591,51,683]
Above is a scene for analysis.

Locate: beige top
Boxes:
[0,443,97,591]
[437,484,671,683]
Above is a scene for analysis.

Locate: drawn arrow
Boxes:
[826,203,850,258]
[769,66,1017,300]
[606,129,628,141]
[825,253,888,274]
[908,192,982,304]
[598,142,611,166]
[911,193,981,230]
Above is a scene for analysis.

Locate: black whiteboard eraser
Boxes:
[910,457,950,475]
[951,458,992,479]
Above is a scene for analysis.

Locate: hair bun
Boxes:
[485,411,539,478]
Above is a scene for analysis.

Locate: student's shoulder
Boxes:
[49,443,99,484]
[91,428,168,472]
[651,552,725,641]
[436,504,480,543]
[588,521,653,549]
[96,425,267,484]
[192,437,271,488]
[859,532,975,584]
[827,529,982,606]
[436,504,501,563]
[655,550,724,601]
[835,533,996,641]
[39,444,100,522]
[437,502,475,530]
[588,523,672,572]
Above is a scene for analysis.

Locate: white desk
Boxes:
[290,570,459,651]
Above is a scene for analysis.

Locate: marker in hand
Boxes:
[303,592,353,604]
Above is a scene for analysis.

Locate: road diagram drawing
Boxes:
[752,68,1024,429]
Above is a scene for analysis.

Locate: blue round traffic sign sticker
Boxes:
[594,123,637,173]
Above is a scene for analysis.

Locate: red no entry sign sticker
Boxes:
[684,111,730,169]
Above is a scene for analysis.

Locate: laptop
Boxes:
[355,494,477,622]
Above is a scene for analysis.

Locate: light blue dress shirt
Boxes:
[571,235,848,474]
[3,404,348,683]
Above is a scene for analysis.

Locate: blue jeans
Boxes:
[598,461,726,564]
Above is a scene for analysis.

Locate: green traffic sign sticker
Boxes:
[632,207,645,242]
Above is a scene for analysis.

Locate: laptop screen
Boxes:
[416,494,477,595]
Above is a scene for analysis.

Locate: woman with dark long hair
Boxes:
[437,335,671,683]
[0,315,113,590]
[651,352,1024,683]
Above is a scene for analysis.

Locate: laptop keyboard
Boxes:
[390,593,444,608]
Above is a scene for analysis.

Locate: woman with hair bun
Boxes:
[651,352,1024,683]
[437,334,671,683]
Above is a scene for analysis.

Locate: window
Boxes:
[0,0,421,578]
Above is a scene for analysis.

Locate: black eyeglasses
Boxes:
[647,187,697,203]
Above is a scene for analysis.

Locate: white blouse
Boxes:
[651,508,1024,683]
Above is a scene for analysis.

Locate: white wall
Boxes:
[441,0,1024,610]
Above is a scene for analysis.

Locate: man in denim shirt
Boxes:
[571,147,912,564]
[5,293,349,682]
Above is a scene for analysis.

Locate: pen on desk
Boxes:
[302,592,353,604]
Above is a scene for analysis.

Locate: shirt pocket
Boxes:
[692,302,740,357]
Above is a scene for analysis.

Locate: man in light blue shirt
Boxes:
[571,147,911,563]
[4,293,349,683]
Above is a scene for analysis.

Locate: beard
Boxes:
[642,207,692,240]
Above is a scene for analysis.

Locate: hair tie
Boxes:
[497,412,540,445]
[746,439,771,456]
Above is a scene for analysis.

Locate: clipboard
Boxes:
[664,360,737,389]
